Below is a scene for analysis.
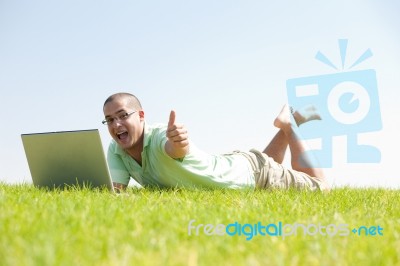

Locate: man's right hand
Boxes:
[113,182,127,192]
[165,110,190,159]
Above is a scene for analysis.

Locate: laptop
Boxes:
[21,129,114,192]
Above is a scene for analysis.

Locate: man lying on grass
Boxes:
[102,93,329,192]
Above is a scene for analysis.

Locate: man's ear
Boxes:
[139,110,145,121]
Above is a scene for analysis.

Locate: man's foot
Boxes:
[293,105,322,126]
[274,104,292,130]
[274,104,322,129]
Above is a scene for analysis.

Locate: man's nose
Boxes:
[110,119,122,128]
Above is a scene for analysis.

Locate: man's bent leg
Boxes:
[262,105,322,164]
[273,105,327,188]
[263,130,287,164]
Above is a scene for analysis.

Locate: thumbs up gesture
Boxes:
[165,110,190,159]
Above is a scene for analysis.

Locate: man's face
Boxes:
[103,96,145,152]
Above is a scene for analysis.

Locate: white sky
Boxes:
[1,0,399,188]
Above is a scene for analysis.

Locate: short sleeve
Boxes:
[106,142,131,186]
[150,126,169,156]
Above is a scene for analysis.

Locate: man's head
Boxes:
[103,93,145,153]
[103,93,142,111]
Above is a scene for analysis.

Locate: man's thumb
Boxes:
[168,110,176,127]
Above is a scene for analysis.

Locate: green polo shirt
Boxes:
[106,123,255,189]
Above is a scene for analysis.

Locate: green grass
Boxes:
[1,184,399,266]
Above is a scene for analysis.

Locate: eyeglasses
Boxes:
[102,111,136,125]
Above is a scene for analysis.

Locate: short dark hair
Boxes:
[103,93,143,110]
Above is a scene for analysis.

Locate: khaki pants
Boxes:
[235,149,327,191]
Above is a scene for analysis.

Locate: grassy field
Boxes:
[1,184,399,266]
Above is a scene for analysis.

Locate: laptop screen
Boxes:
[21,129,114,192]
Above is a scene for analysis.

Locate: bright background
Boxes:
[1,0,399,188]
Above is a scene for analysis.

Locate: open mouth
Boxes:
[116,131,129,141]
